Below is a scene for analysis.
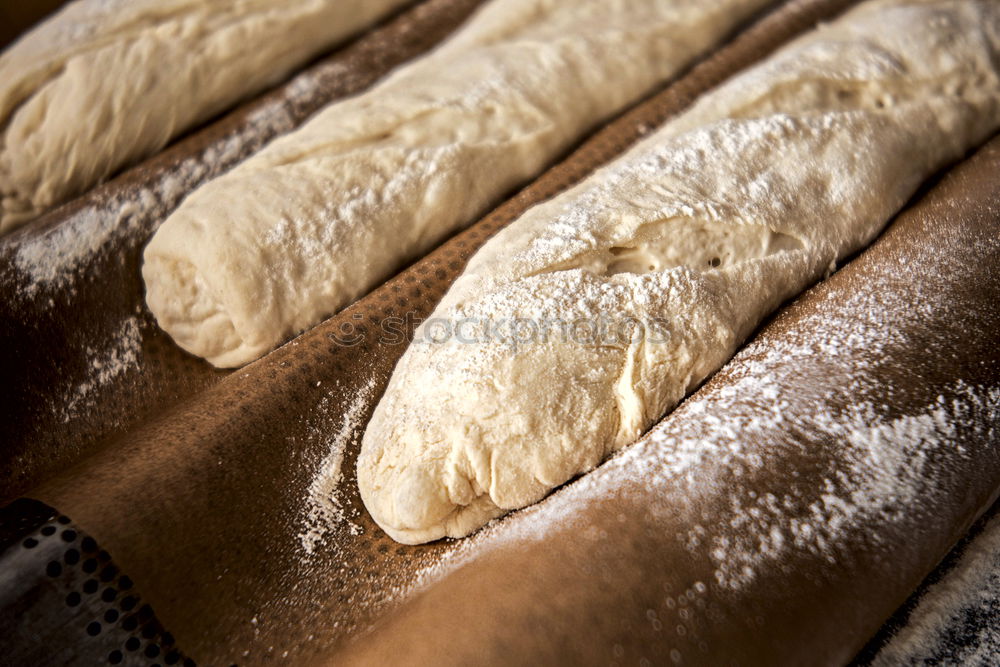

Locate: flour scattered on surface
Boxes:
[13,202,144,298]
[871,513,1000,666]
[60,315,143,423]
[298,376,378,556]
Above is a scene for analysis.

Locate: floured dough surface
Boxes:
[359,0,1000,544]
[142,0,772,368]
[0,0,410,231]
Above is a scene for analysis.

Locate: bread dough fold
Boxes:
[142,0,773,368]
[359,0,1000,544]
[0,0,410,232]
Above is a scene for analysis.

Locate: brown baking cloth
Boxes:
[14,0,906,663]
[0,0,486,502]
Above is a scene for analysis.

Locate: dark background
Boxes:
[0,0,67,50]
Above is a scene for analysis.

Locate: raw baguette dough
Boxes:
[142,0,773,368]
[0,0,410,232]
[359,0,1000,544]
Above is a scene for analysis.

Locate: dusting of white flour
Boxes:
[298,376,378,556]
[60,315,143,423]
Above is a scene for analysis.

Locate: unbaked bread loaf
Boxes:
[339,133,1000,667]
[142,0,774,368]
[358,0,1000,544]
[0,0,410,232]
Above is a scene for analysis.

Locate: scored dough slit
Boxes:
[528,218,806,278]
[605,221,807,275]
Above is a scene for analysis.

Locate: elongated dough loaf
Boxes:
[142,0,774,368]
[359,0,1000,544]
[0,0,410,232]
[340,137,1000,666]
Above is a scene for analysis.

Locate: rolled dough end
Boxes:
[376,494,506,546]
[357,431,509,544]
[142,251,264,368]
